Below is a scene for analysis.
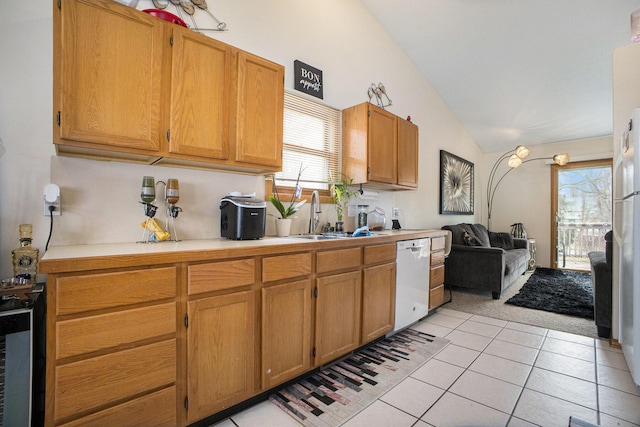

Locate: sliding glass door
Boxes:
[551,159,612,271]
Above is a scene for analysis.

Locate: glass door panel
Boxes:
[551,159,612,271]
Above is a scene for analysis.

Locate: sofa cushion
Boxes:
[442,223,491,247]
[468,224,491,247]
[504,248,529,275]
[462,229,484,246]
[489,232,514,250]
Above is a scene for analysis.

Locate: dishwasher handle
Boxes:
[403,245,430,259]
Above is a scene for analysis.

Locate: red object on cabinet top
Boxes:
[142,9,188,28]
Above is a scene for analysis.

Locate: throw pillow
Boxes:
[489,232,515,249]
[462,229,483,246]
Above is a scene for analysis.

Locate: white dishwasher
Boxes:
[393,238,431,332]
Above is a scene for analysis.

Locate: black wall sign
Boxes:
[294,60,323,99]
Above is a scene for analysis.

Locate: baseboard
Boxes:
[609,337,622,349]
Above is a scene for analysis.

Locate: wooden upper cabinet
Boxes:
[397,118,419,187]
[342,102,419,189]
[168,28,231,160]
[368,106,397,184]
[54,0,284,173]
[233,51,284,169]
[55,0,164,157]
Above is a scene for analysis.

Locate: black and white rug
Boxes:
[269,328,449,427]
[505,267,594,319]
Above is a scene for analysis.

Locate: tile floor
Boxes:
[213,308,640,427]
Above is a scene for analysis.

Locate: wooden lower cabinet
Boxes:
[55,340,176,421]
[429,236,447,310]
[187,290,256,423]
[59,387,177,427]
[43,235,447,426]
[315,271,362,365]
[47,266,178,427]
[362,262,396,342]
[262,279,313,388]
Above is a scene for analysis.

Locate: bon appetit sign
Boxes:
[294,60,323,99]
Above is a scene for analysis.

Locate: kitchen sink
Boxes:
[292,232,385,240]
[292,234,346,240]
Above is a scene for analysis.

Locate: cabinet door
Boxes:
[168,28,231,160]
[262,279,312,389]
[315,271,362,365]
[367,106,397,184]
[56,0,163,153]
[362,262,396,342]
[397,119,419,187]
[234,50,284,169]
[187,291,256,423]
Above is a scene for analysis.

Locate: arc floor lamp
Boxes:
[487,145,569,231]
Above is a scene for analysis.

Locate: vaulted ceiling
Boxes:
[360,0,640,153]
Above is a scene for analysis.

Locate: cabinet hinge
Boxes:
[56,111,61,126]
[57,0,61,10]
[184,313,188,329]
[170,34,173,46]
[312,347,316,358]
[166,129,170,142]
[314,287,318,298]
[184,396,188,410]
[368,110,371,117]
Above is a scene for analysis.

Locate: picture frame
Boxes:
[440,150,474,215]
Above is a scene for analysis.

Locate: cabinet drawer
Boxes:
[430,265,444,288]
[262,253,311,282]
[56,303,176,359]
[59,386,176,427]
[317,247,361,274]
[56,267,176,316]
[429,285,445,309]
[431,236,445,251]
[431,249,445,267]
[189,259,255,295]
[55,339,176,421]
[363,243,396,265]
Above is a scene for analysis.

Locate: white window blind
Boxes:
[275,92,341,191]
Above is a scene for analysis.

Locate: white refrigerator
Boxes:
[616,107,640,386]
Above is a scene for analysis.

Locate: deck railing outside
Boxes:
[557,222,611,270]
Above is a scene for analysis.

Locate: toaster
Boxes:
[220,196,266,240]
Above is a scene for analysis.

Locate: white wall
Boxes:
[484,136,613,268]
[0,0,481,281]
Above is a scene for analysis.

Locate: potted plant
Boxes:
[331,174,358,232]
[269,166,306,237]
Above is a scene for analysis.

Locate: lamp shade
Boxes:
[515,145,530,159]
[553,153,570,166]
[508,154,523,168]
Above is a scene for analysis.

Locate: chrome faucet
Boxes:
[309,190,322,234]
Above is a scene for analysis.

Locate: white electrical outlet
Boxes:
[43,184,61,216]
[392,207,400,218]
[43,200,61,216]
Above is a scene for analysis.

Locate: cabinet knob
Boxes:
[266,368,271,374]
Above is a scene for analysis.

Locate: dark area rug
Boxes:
[505,267,594,319]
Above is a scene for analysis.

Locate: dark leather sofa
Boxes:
[587,231,613,338]
[441,223,530,299]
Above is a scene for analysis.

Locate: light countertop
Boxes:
[40,229,448,274]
